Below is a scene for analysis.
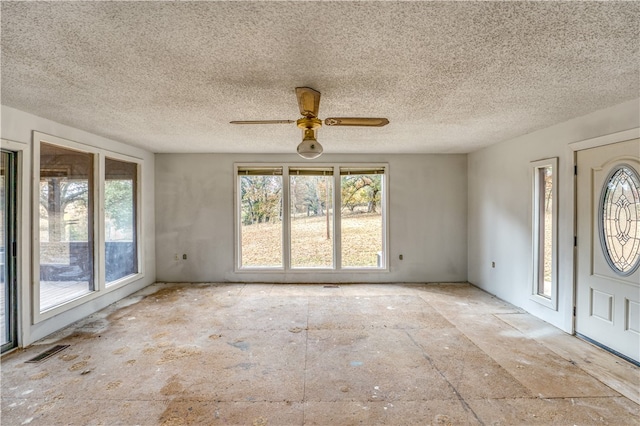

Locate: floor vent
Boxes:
[25,345,70,364]
[323,285,340,288]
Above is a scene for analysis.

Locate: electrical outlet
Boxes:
[183,254,187,260]
[399,254,403,260]
[491,261,496,268]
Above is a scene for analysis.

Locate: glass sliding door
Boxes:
[39,143,94,312]
[1,150,17,353]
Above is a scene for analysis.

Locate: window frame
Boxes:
[234,162,389,273]
[530,157,558,310]
[32,132,144,323]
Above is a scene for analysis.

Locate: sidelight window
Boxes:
[531,158,558,309]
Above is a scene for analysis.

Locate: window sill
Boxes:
[530,293,557,311]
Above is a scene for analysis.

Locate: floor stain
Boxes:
[149,287,182,303]
[434,414,452,425]
[29,371,49,380]
[112,347,129,355]
[58,354,78,362]
[157,346,202,365]
[252,417,268,426]
[161,376,184,395]
[228,340,250,351]
[227,362,256,370]
[68,361,88,371]
[159,397,212,426]
[106,380,122,390]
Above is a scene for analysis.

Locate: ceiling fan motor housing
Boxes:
[296,117,322,130]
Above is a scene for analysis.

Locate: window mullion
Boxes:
[96,153,106,291]
[333,165,342,270]
[283,166,291,270]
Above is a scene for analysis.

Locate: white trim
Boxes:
[530,157,559,311]
[569,128,640,152]
[32,132,145,323]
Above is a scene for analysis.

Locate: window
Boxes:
[531,158,557,308]
[290,168,334,268]
[341,167,385,268]
[236,163,387,271]
[34,133,143,318]
[39,143,94,311]
[105,158,138,284]
[238,167,283,268]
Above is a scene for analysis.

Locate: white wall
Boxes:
[468,99,640,333]
[155,153,468,283]
[1,105,156,345]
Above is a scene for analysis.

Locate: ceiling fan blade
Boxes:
[295,87,321,118]
[324,117,389,127]
[230,120,295,124]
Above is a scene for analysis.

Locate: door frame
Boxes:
[0,139,30,353]
[569,127,640,346]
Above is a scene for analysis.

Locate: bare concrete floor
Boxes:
[2,283,639,425]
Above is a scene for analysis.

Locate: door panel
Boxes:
[576,138,640,363]
[1,150,18,353]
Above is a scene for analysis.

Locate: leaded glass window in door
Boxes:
[599,165,640,276]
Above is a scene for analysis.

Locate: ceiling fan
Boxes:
[230,87,389,159]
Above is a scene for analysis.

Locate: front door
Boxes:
[576,138,640,364]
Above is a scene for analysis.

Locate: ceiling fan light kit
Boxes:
[231,87,389,159]
[297,129,323,159]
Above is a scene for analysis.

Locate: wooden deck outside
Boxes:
[40,280,91,312]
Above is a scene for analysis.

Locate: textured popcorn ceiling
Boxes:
[2,2,639,154]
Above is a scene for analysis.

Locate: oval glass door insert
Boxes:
[600,165,640,275]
